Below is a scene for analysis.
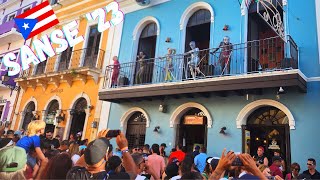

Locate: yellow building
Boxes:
[12,0,113,141]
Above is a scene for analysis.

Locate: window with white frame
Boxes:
[22,6,32,13]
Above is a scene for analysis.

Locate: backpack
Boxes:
[66,166,109,180]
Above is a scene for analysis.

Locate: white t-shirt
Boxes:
[71,154,80,165]
[171,175,181,180]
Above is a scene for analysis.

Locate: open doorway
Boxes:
[69,98,87,138]
[242,106,291,170]
[247,1,284,72]
[184,9,211,78]
[135,23,157,84]
[176,108,207,153]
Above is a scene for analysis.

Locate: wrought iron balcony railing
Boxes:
[21,48,105,77]
[103,36,298,89]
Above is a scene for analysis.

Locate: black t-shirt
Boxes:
[302,170,320,179]
[66,166,108,180]
[253,155,266,165]
[0,138,12,148]
[108,171,130,179]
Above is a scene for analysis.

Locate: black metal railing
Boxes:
[105,36,298,89]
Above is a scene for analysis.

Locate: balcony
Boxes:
[99,36,307,103]
[15,48,105,91]
[0,20,21,46]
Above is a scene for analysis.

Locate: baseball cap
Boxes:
[272,156,282,162]
[0,146,27,172]
[84,138,110,165]
[79,145,87,152]
[161,143,167,148]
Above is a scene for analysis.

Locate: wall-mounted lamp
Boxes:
[277,87,285,95]
[56,113,65,124]
[219,127,227,134]
[154,126,160,133]
[165,37,171,43]
[91,121,98,128]
[159,103,166,113]
[223,25,229,31]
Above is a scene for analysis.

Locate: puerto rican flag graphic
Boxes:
[14,1,59,40]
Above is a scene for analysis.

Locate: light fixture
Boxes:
[56,113,65,124]
[219,127,227,134]
[277,87,285,95]
[159,101,166,113]
[223,25,229,31]
[91,121,98,128]
[135,0,151,6]
[153,126,160,133]
[246,93,249,101]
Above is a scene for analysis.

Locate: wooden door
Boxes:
[126,112,146,149]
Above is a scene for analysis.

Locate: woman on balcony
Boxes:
[111,56,120,87]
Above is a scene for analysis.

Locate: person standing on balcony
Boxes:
[212,36,233,75]
[111,56,120,87]
[136,51,147,84]
[165,48,176,81]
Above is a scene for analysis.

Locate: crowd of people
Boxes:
[0,120,319,180]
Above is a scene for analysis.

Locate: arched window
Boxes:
[21,102,35,130]
[126,112,146,149]
[45,100,59,132]
[247,106,288,125]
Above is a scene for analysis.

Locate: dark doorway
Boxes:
[242,106,291,171]
[247,2,284,72]
[126,112,146,149]
[184,9,211,78]
[69,98,87,137]
[58,46,73,71]
[21,102,35,131]
[176,108,207,153]
[84,25,101,68]
[134,23,157,84]
[45,100,59,133]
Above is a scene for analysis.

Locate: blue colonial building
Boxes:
[99,0,320,170]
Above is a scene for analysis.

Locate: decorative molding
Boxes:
[236,99,295,129]
[43,95,62,111]
[50,77,60,88]
[169,102,212,128]
[132,16,160,40]
[120,107,150,135]
[87,71,99,84]
[179,2,214,30]
[119,0,171,14]
[27,81,36,91]
[60,75,73,87]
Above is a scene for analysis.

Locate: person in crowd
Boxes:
[79,144,87,156]
[181,171,203,179]
[16,120,48,166]
[270,156,284,178]
[286,162,300,180]
[0,129,14,148]
[40,152,73,179]
[132,146,141,154]
[131,152,160,179]
[209,149,268,180]
[58,140,70,152]
[274,150,286,172]
[26,148,39,179]
[163,162,179,180]
[55,135,61,142]
[0,146,27,180]
[69,143,81,165]
[43,130,60,149]
[147,144,166,180]
[194,146,208,173]
[160,143,167,157]
[258,164,272,177]
[66,129,137,180]
[302,158,320,179]
[253,146,269,166]
[69,133,77,144]
[106,155,130,179]
[192,145,200,157]
[44,149,60,160]
[80,139,89,146]
[143,144,151,155]
[202,157,213,179]
[168,144,186,163]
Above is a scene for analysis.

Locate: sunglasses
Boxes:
[307,163,314,166]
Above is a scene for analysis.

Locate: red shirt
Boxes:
[270,164,283,178]
[168,150,186,163]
